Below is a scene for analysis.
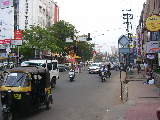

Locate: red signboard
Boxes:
[0,39,11,44]
[92,51,96,54]
[14,30,22,40]
[136,27,142,55]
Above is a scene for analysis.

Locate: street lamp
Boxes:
[92,34,104,62]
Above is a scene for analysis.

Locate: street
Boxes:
[0,67,123,120]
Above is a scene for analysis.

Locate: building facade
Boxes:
[138,0,160,68]
[0,0,59,63]
[19,0,59,30]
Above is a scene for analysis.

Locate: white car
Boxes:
[88,63,101,74]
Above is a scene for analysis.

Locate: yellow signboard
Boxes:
[130,45,135,48]
[0,57,5,59]
[72,55,81,58]
[145,15,160,31]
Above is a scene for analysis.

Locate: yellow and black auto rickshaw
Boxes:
[0,67,53,120]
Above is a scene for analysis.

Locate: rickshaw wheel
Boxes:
[51,78,56,88]
[3,112,13,120]
[46,99,52,110]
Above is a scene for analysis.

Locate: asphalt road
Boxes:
[0,67,124,120]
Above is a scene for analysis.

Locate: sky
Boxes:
[55,0,146,53]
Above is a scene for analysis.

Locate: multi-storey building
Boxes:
[18,0,59,30]
[0,0,59,63]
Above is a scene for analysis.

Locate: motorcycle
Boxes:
[69,69,75,82]
[101,71,106,82]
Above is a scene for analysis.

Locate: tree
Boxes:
[76,41,94,61]
[18,25,59,59]
[48,20,78,55]
[19,20,78,59]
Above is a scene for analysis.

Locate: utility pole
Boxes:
[122,9,133,66]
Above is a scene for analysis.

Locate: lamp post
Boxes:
[92,34,104,62]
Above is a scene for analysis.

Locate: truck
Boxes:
[21,59,59,88]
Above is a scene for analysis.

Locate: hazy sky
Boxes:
[55,0,146,53]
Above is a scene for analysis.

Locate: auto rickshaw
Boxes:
[0,67,53,120]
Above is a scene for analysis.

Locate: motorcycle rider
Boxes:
[69,64,76,71]
[107,63,111,76]
[100,65,107,78]
[69,64,76,77]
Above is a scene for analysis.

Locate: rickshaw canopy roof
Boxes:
[4,67,51,88]
[5,67,49,74]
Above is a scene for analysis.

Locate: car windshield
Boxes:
[3,72,28,87]
[92,64,99,66]
[58,64,65,67]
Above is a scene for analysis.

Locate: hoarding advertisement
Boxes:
[0,6,14,44]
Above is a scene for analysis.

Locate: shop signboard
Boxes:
[145,15,160,32]
[136,26,142,56]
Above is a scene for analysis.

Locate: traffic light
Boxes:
[87,33,92,41]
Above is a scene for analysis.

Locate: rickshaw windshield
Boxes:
[3,72,28,87]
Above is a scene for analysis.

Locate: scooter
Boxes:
[69,69,75,82]
[101,71,106,82]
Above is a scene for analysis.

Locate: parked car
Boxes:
[88,63,101,74]
[58,64,68,72]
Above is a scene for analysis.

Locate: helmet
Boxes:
[103,65,105,69]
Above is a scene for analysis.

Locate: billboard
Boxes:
[0,6,14,44]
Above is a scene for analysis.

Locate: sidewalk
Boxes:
[124,68,160,120]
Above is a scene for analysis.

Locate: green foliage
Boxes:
[77,41,94,61]
[47,20,78,54]
[15,20,94,61]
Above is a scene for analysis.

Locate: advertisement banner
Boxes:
[0,0,13,8]
[0,7,14,43]
[146,41,160,53]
